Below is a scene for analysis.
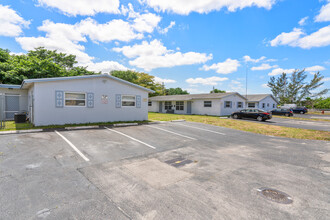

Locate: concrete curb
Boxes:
[113,123,139,127]
[171,119,186,122]
[0,121,166,135]
[0,129,43,135]
[65,125,100,130]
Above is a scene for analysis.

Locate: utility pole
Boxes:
[245,63,248,99]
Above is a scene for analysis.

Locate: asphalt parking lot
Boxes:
[247,116,330,131]
[1,122,330,219]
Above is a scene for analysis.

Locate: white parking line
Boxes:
[149,125,197,140]
[105,127,156,149]
[55,130,90,162]
[175,123,225,135]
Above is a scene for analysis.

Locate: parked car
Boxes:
[292,107,308,114]
[231,109,272,121]
[271,108,293,117]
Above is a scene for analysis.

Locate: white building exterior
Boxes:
[1,74,153,126]
[149,93,247,116]
[245,94,279,111]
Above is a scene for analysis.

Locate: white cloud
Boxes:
[154,76,176,84]
[16,36,93,64]
[270,28,304,47]
[322,77,330,82]
[0,4,30,37]
[37,0,120,16]
[132,13,162,33]
[243,55,266,63]
[315,1,330,22]
[186,76,228,86]
[140,0,276,15]
[86,61,128,73]
[261,83,269,88]
[298,16,308,26]
[228,80,244,93]
[16,14,161,64]
[114,40,212,71]
[305,65,325,74]
[251,63,278,71]
[184,88,209,94]
[202,58,240,74]
[78,18,144,43]
[268,68,295,76]
[113,39,167,58]
[158,21,175,34]
[270,25,330,49]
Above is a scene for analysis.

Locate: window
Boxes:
[204,101,212,107]
[262,103,265,108]
[165,101,172,110]
[176,101,184,110]
[237,102,243,108]
[122,95,135,107]
[148,101,152,106]
[65,92,86,106]
[248,103,255,108]
[225,101,231,108]
[273,104,275,108]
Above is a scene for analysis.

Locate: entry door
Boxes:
[5,94,19,120]
[159,102,162,113]
[187,101,192,114]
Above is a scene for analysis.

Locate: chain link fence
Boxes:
[0,93,29,129]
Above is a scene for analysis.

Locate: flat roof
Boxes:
[149,92,247,101]
[21,74,154,93]
[0,84,21,89]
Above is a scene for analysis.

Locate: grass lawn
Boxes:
[0,120,150,131]
[272,115,330,122]
[148,112,330,141]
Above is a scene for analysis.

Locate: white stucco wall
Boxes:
[258,96,277,111]
[220,94,246,116]
[32,77,149,126]
[0,88,28,120]
[148,101,159,112]
[191,99,221,116]
[155,100,188,114]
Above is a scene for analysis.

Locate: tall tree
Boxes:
[268,69,328,105]
[210,88,226,93]
[165,88,189,95]
[111,70,165,97]
[0,47,95,84]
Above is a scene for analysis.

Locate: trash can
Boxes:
[14,113,26,123]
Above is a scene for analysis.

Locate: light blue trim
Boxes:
[21,74,154,93]
[115,94,121,108]
[55,90,64,108]
[0,84,21,89]
[87,92,94,108]
[136,95,141,108]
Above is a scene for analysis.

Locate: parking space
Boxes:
[1,122,330,219]
[236,116,330,131]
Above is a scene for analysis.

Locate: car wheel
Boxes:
[300,111,304,114]
[233,114,238,119]
[257,116,263,121]
[285,113,289,117]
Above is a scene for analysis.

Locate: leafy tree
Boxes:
[268,69,328,105]
[210,88,226,93]
[0,47,95,85]
[165,87,189,95]
[111,70,165,97]
[314,97,330,109]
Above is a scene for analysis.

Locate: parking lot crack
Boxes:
[76,168,132,220]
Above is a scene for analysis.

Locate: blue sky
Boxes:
[0,0,329,95]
